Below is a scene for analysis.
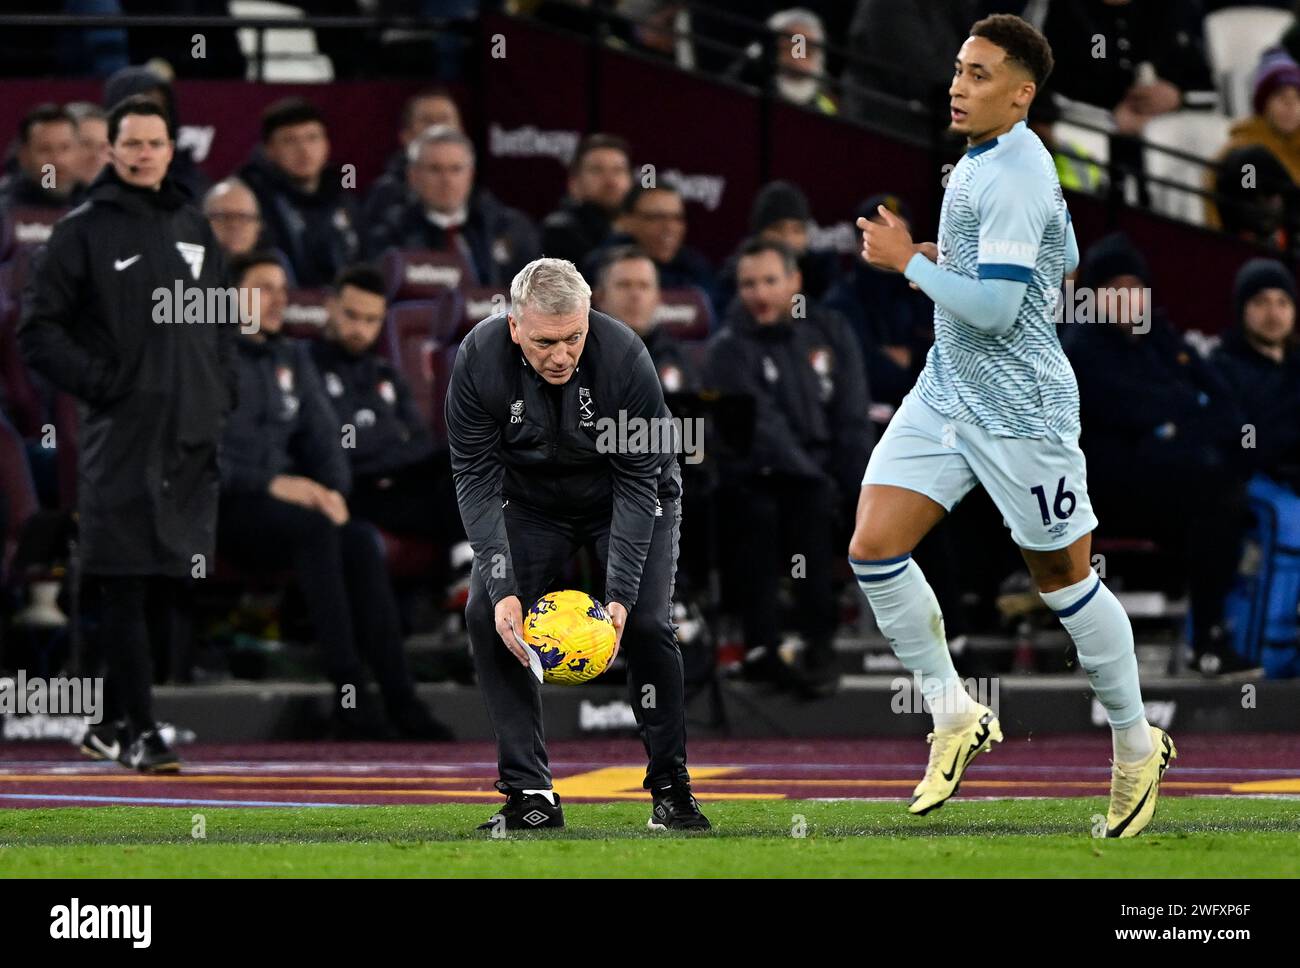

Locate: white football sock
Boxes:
[851,554,977,731]
[1112,721,1156,764]
[522,789,556,804]
[1038,573,1153,762]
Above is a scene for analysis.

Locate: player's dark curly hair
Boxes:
[971,14,1054,88]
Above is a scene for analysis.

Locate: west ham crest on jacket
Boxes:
[578,386,595,427]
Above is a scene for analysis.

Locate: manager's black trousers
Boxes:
[466,497,689,793]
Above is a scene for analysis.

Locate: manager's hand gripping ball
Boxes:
[522,590,617,684]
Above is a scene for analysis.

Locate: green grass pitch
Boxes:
[2,798,1298,877]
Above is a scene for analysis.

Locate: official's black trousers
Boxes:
[466,497,689,793]
[217,495,417,708]
[88,574,188,734]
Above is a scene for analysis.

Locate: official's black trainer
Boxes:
[80,719,130,766]
[649,782,711,831]
[124,727,181,774]
[476,792,564,831]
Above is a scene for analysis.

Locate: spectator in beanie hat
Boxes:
[1210,48,1300,226]
[1213,258,1300,494]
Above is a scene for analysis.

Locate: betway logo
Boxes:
[578,699,638,731]
[652,303,698,325]
[50,898,151,948]
[488,123,580,166]
[283,303,329,326]
[406,263,462,288]
[660,169,725,211]
[978,238,1037,263]
[14,221,53,244]
[807,220,859,254]
[467,294,506,321]
[1093,698,1175,729]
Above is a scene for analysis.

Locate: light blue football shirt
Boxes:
[912,119,1079,439]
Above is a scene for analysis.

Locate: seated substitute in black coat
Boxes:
[540,133,632,269]
[238,98,360,288]
[446,257,709,832]
[1066,233,1252,675]
[1213,258,1300,494]
[19,97,234,771]
[309,263,464,551]
[593,245,700,393]
[219,251,451,741]
[704,237,871,692]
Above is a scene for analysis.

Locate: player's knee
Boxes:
[847,530,907,563]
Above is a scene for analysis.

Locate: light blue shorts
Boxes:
[862,392,1098,551]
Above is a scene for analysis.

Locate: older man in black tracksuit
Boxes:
[447,257,708,832]
[219,251,452,740]
[19,97,234,773]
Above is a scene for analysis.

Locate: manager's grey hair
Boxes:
[407,123,475,165]
[510,258,592,319]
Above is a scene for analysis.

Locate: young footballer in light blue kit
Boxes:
[850,14,1175,838]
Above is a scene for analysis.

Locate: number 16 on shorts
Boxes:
[1030,476,1076,532]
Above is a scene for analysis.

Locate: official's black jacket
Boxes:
[221,334,350,497]
[446,310,680,609]
[309,338,435,478]
[238,151,360,288]
[704,302,872,498]
[18,166,234,576]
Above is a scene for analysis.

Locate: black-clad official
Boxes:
[446,257,709,831]
[18,96,235,773]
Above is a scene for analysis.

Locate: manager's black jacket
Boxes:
[18,166,233,576]
[445,310,680,610]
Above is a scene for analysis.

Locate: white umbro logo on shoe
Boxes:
[521,809,549,826]
[114,254,141,271]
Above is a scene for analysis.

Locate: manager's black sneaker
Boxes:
[648,782,711,831]
[124,727,181,774]
[79,719,130,766]
[476,792,564,831]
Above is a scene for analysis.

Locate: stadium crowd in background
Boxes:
[1,1,1299,758]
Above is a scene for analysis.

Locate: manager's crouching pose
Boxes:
[447,257,708,832]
